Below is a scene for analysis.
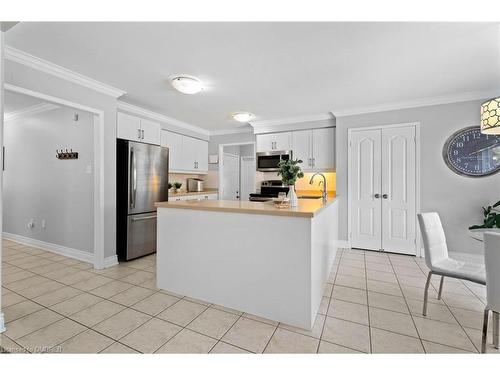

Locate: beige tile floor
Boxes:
[1,240,499,354]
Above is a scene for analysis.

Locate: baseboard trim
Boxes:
[336,240,351,249]
[2,232,94,265]
[103,255,119,268]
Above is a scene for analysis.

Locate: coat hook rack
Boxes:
[56,149,79,160]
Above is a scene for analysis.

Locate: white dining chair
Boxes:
[417,212,486,316]
[482,232,500,353]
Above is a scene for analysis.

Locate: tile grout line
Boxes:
[387,254,426,353]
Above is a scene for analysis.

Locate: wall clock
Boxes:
[443,126,500,177]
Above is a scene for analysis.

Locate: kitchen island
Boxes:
[154,197,339,329]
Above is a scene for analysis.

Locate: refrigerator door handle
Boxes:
[131,215,157,222]
[130,147,137,208]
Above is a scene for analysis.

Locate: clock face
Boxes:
[443,126,500,177]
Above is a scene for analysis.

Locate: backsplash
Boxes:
[260,172,336,192]
[169,173,205,192]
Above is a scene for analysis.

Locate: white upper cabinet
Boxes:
[288,127,335,171]
[311,127,335,170]
[256,132,292,152]
[162,130,208,174]
[195,138,208,172]
[117,112,141,141]
[117,112,161,145]
[140,118,161,145]
[160,130,183,171]
[291,130,312,168]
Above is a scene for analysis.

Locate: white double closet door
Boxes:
[349,125,417,255]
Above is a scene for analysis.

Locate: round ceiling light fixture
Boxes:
[170,75,203,94]
[232,112,255,123]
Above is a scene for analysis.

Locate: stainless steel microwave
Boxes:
[256,150,292,172]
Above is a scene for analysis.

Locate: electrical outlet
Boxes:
[41,219,46,229]
[27,219,34,229]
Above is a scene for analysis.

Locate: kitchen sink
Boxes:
[298,195,322,199]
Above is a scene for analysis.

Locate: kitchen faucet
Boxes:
[309,173,328,203]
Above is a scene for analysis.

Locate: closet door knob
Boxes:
[374,194,380,198]
[382,194,388,199]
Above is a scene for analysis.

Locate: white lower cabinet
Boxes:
[171,193,217,202]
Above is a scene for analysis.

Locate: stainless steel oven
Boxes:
[256,150,292,172]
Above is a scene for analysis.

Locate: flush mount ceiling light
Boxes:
[170,75,203,94]
[481,97,500,134]
[232,112,255,123]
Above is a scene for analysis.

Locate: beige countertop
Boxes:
[168,189,218,197]
[155,194,337,218]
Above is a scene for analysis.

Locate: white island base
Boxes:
[156,199,339,330]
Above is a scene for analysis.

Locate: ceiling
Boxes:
[5,22,500,132]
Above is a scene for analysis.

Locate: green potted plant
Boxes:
[469,200,500,229]
[168,182,173,191]
[277,158,304,207]
[172,182,182,193]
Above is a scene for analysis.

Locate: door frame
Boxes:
[3,83,107,269]
[347,122,421,257]
[218,142,256,200]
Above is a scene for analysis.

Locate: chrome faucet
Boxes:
[309,173,328,203]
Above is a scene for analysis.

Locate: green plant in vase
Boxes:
[469,200,500,229]
[277,158,304,207]
[172,182,182,193]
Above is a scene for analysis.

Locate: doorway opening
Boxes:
[218,142,256,201]
[2,84,106,269]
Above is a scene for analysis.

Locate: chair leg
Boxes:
[493,311,499,349]
[423,271,432,316]
[482,309,489,353]
[437,276,444,300]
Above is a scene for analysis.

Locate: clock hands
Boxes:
[468,140,499,156]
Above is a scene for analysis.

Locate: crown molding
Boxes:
[4,102,59,122]
[332,90,500,118]
[117,101,210,137]
[209,127,254,136]
[250,113,333,129]
[4,46,126,98]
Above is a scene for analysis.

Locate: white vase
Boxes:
[288,185,298,207]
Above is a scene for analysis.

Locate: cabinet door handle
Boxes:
[141,129,145,139]
[137,129,141,139]
[312,158,315,167]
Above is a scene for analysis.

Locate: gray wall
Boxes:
[4,106,94,252]
[336,99,500,255]
[5,59,118,258]
[208,132,256,171]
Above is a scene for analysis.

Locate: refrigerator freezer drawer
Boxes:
[126,212,157,260]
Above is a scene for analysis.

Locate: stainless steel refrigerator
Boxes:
[116,139,169,261]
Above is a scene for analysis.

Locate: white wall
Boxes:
[336,99,500,255]
[5,59,118,258]
[4,106,94,252]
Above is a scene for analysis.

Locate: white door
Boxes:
[349,125,417,255]
[240,156,255,201]
[140,119,161,145]
[381,126,416,255]
[349,129,382,251]
[117,112,141,142]
[292,130,312,169]
[312,127,335,170]
[222,153,240,200]
[160,130,183,171]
